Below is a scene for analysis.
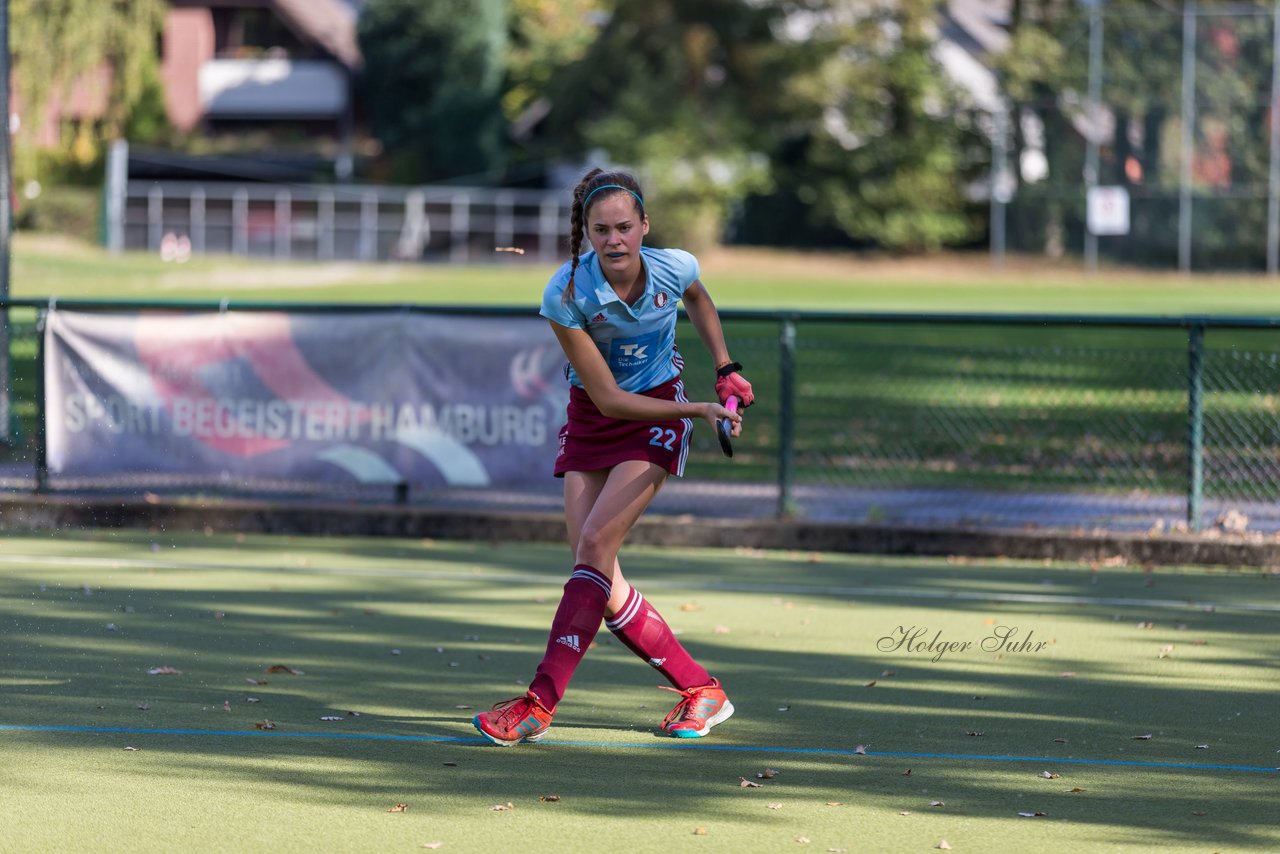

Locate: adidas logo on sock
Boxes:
[556,634,582,652]
[648,657,667,667]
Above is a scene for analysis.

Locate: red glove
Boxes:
[714,362,754,408]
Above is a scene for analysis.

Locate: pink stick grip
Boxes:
[725,396,740,414]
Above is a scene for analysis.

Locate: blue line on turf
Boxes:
[2,725,1275,773]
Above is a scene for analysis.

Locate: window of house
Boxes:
[211,7,318,60]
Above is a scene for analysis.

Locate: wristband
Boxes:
[716,361,744,378]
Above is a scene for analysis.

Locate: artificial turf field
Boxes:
[1,529,1277,853]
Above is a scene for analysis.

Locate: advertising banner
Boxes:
[44,309,569,491]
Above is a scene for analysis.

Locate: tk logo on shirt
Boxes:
[609,332,660,374]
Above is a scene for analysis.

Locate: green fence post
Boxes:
[34,307,48,494]
[777,317,796,519]
[1186,322,1204,531]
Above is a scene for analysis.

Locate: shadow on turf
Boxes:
[1,539,1278,848]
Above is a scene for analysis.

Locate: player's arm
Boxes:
[549,320,735,429]
[681,279,732,368]
[683,279,754,412]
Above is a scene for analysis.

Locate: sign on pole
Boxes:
[1087,186,1130,236]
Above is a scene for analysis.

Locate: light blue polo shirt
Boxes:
[540,246,699,393]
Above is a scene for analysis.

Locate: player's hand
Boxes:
[705,402,742,437]
[715,370,754,409]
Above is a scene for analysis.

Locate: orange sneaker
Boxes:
[659,678,734,738]
[473,691,554,747]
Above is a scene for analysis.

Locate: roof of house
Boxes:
[272,0,362,69]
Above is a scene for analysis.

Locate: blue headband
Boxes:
[583,184,644,211]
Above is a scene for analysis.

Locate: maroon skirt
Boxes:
[554,377,693,477]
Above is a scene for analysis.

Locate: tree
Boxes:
[10,0,168,182]
[749,0,985,251]
[358,0,508,183]
[538,0,787,248]
[503,0,603,128]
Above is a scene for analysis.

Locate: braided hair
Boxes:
[563,168,646,304]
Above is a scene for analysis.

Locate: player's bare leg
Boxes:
[562,460,669,614]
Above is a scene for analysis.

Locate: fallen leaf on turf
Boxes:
[966,731,984,737]
[1196,744,1208,749]
[864,681,877,687]
[246,697,260,703]
[443,762,458,767]
[1066,787,1087,793]
[246,678,267,685]
[853,745,867,755]
[255,720,276,730]
[778,705,791,712]
[1137,621,1154,629]
[679,603,702,612]
[1059,671,1076,678]
[828,849,848,853]
[124,746,141,751]
[1132,733,1153,740]
[937,841,952,850]
[388,803,408,813]
[137,703,151,711]
[899,811,911,816]
[320,716,343,721]
[223,700,231,712]
[422,843,443,850]
[1159,645,1175,658]
[767,803,782,810]
[930,801,945,807]
[757,769,779,779]
[1040,771,1060,779]
[455,705,472,710]
[1053,738,1068,743]
[490,802,514,811]
[147,667,181,676]
[693,828,707,836]
[881,670,896,677]
[902,769,912,777]
[740,777,763,788]
[1018,811,1047,817]
[796,837,810,844]
[264,665,304,675]
[826,803,844,807]
[714,626,730,635]
[539,794,560,802]
[1191,810,1207,816]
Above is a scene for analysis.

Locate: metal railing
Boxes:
[4,299,1279,534]
[110,180,573,263]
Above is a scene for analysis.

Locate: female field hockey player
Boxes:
[473,168,755,746]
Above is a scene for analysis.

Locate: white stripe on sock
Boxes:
[606,590,644,630]
[570,568,612,598]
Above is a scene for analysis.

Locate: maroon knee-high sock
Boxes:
[528,565,612,711]
[606,587,711,690]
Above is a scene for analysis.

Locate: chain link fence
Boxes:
[993,1,1280,273]
[3,303,1279,534]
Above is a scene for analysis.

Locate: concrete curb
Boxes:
[3,493,1279,568]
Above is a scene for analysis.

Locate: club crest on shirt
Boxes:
[653,292,669,309]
